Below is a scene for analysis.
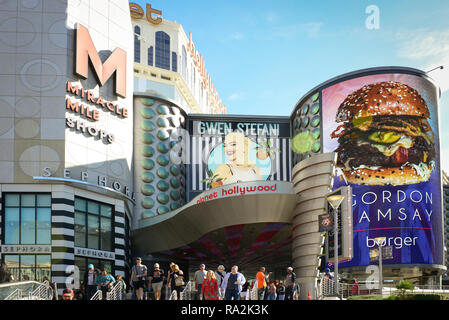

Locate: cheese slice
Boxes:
[357,135,413,157]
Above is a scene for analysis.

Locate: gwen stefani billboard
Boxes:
[186,116,291,201]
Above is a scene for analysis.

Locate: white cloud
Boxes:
[229,32,244,41]
[229,93,243,101]
[396,29,449,92]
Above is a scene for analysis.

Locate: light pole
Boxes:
[327,194,344,298]
[374,237,386,295]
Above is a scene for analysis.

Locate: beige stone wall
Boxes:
[291,152,337,299]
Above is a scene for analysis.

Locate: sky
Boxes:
[132,0,449,174]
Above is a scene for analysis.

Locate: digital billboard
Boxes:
[187,117,291,200]
[322,73,443,268]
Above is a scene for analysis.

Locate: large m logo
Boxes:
[74,23,127,98]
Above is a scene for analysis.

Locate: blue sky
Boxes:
[132,0,449,173]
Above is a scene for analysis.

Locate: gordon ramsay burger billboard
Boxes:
[322,71,443,268]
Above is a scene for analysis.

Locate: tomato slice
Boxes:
[391,147,408,164]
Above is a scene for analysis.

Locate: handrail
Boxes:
[106,281,122,300]
[29,281,54,300]
[91,289,102,300]
[168,289,177,300]
[4,288,23,300]
[180,281,193,300]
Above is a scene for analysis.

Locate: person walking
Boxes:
[150,263,165,300]
[130,257,147,300]
[62,288,75,300]
[116,274,127,300]
[352,279,359,296]
[221,265,246,301]
[278,283,286,300]
[84,264,99,300]
[267,282,277,300]
[96,268,116,300]
[165,262,175,299]
[256,267,271,300]
[284,267,296,300]
[214,265,226,300]
[194,264,207,300]
[240,280,250,300]
[201,270,219,300]
[169,264,185,299]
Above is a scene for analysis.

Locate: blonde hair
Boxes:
[207,270,216,280]
[223,131,254,165]
[173,264,180,272]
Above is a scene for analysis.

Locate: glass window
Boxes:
[5,194,19,207]
[134,26,141,63]
[21,255,35,281]
[37,194,51,207]
[100,205,112,218]
[21,194,35,207]
[21,208,36,244]
[88,201,99,215]
[87,214,100,250]
[75,211,86,248]
[100,217,112,252]
[148,46,153,66]
[75,198,86,211]
[172,52,177,72]
[36,208,51,244]
[155,31,170,70]
[4,193,51,245]
[4,255,51,282]
[74,197,113,252]
[5,208,20,244]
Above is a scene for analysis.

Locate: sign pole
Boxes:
[333,205,339,297]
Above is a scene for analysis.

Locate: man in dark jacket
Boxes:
[284,267,296,300]
[84,264,100,300]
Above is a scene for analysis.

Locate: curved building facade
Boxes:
[0,0,445,300]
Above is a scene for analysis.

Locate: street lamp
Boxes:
[327,194,344,298]
[374,237,386,295]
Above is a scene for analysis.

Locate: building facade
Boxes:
[0,0,134,295]
[0,0,446,300]
[130,2,225,115]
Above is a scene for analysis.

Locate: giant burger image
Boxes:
[331,81,435,185]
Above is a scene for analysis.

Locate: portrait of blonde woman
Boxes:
[213,131,262,185]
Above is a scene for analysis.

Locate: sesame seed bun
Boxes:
[340,163,433,186]
[336,81,429,123]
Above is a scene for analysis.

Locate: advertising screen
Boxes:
[187,118,291,200]
[322,73,443,267]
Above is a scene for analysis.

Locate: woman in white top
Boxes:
[214,132,262,184]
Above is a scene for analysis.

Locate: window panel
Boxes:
[155,31,170,70]
[21,194,35,207]
[21,255,35,281]
[5,208,20,244]
[100,204,112,218]
[88,201,99,214]
[36,255,51,282]
[172,52,177,72]
[87,214,100,250]
[74,211,86,248]
[37,208,51,244]
[21,208,35,244]
[148,46,153,66]
[4,255,20,281]
[75,198,86,211]
[5,194,19,207]
[100,217,112,252]
[37,194,51,207]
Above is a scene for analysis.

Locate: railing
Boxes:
[4,288,22,300]
[180,281,194,300]
[29,280,54,300]
[106,282,123,300]
[90,289,102,300]
[168,289,177,300]
[1,281,54,300]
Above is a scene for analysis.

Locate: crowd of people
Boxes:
[0,260,302,301]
